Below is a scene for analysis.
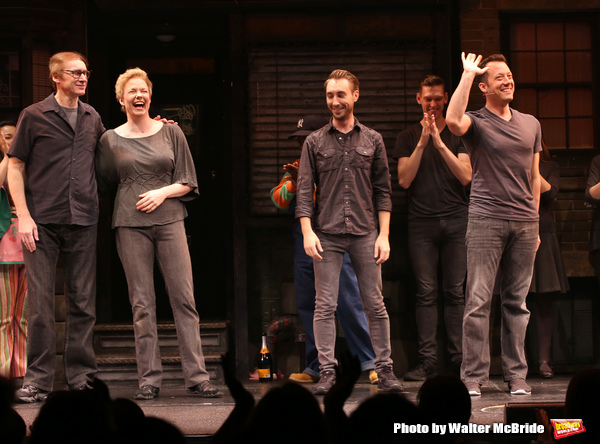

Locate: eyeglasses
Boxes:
[61,69,92,79]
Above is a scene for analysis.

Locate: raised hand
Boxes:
[221,352,253,409]
[461,52,489,76]
[283,160,300,186]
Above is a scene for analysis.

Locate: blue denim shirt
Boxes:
[295,118,392,235]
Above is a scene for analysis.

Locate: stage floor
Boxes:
[13,373,571,442]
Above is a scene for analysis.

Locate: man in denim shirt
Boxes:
[296,69,402,395]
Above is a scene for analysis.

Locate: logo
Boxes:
[551,419,585,439]
[297,118,304,129]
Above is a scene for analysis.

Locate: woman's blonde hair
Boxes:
[115,68,153,106]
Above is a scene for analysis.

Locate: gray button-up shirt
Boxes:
[8,93,104,226]
[295,118,392,235]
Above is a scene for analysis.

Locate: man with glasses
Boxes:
[8,52,104,402]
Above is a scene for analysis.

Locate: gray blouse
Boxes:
[96,123,198,228]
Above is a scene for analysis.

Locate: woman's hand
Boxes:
[136,189,167,213]
[136,184,193,213]
[153,115,178,125]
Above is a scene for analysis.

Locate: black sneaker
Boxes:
[377,367,403,392]
[15,385,50,403]
[134,385,159,400]
[187,380,222,398]
[313,370,336,395]
[403,363,437,381]
[448,360,462,377]
[538,362,554,379]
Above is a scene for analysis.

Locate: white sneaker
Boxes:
[464,381,481,396]
[509,378,531,395]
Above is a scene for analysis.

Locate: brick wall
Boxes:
[460,0,501,55]
[556,156,595,276]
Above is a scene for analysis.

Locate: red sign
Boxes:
[551,419,586,439]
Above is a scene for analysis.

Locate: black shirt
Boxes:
[393,122,468,219]
[9,93,105,225]
[539,160,559,234]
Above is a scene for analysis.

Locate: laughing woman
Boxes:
[96,68,221,400]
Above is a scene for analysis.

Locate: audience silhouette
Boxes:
[2,358,599,444]
[0,376,25,444]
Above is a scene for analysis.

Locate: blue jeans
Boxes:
[293,224,374,377]
[116,221,210,389]
[23,224,98,391]
[462,216,538,383]
[408,217,466,368]
[313,230,392,373]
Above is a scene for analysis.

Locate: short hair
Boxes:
[324,69,359,92]
[0,121,16,128]
[419,75,445,93]
[477,53,508,84]
[48,52,88,89]
[115,68,153,108]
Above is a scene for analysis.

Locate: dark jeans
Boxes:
[23,223,98,391]
[313,230,393,373]
[462,216,538,383]
[293,223,375,377]
[408,217,466,369]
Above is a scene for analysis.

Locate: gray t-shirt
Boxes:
[462,107,541,222]
[96,123,198,228]
[61,106,78,130]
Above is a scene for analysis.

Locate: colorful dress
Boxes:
[0,187,27,378]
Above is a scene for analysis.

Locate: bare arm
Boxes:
[0,136,9,185]
[136,183,193,213]
[589,183,600,200]
[441,152,472,186]
[446,53,488,137]
[531,152,541,211]
[531,153,542,250]
[300,216,323,261]
[426,115,472,185]
[7,157,38,252]
[374,211,390,265]
[397,122,428,189]
[0,155,8,186]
